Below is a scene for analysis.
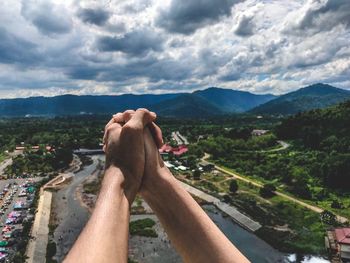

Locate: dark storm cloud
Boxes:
[146,81,202,92]
[96,30,164,56]
[297,0,350,31]
[77,8,111,26]
[219,73,241,81]
[235,15,255,36]
[21,1,72,35]
[0,27,42,65]
[74,56,194,83]
[99,57,192,82]
[156,0,241,35]
[66,66,102,80]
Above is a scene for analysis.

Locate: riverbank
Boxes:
[75,161,103,214]
[50,155,102,262]
[26,155,83,263]
[178,181,261,232]
[54,154,329,262]
[26,190,52,263]
[76,165,290,262]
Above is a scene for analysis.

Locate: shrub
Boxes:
[260,183,276,198]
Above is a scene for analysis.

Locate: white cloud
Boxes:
[0,0,348,98]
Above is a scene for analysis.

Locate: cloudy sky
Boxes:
[0,0,349,98]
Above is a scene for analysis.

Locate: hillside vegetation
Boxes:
[250,83,350,115]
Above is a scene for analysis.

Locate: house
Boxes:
[164,161,174,168]
[326,228,350,261]
[199,163,215,172]
[177,165,188,171]
[159,144,188,156]
[335,228,350,261]
[251,129,269,136]
[15,145,53,152]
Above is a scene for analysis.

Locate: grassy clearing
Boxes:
[213,162,350,221]
[0,152,7,163]
[130,218,158,238]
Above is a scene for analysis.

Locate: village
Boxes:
[0,128,348,262]
[155,131,350,263]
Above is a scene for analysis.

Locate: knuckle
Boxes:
[123,110,135,115]
[107,124,118,133]
[123,123,134,131]
[137,108,149,113]
[123,123,141,132]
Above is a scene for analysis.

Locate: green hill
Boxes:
[149,94,224,118]
[250,83,350,115]
[193,87,275,112]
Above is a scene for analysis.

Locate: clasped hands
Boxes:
[102,108,167,203]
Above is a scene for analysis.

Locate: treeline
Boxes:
[276,100,350,190]
[276,100,350,152]
[0,116,107,151]
[4,148,73,177]
[0,116,103,177]
[198,133,277,155]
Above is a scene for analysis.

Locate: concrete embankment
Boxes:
[26,190,52,263]
[26,156,81,263]
[179,181,262,232]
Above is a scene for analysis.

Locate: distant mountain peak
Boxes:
[250,83,350,115]
[294,83,349,95]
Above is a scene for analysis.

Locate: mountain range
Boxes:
[0,83,349,117]
[250,83,350,115]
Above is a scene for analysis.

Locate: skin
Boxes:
[65,109,250,263]
[64,109,156,263]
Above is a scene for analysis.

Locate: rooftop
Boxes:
[335,228,350,245]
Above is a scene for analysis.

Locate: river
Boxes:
[51,155,103,262]
[51,155,329,263]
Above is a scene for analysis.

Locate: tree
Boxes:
[331,199,343,209]
[193,170,201,180]
[260,183,276,198]
[186,155,197,170]
[229,180,238,194]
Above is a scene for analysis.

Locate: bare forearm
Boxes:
[65,166,131,263]
[142,169,249,263]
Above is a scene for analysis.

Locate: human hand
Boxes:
[103,109,167,195]
[103,109,156,202]
[140,126,171,195]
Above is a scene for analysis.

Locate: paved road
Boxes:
[202,154,349,224]
[179,181,261,232]
[26,190,52,263]
[171,131,189,145]
[271,140,290,152]
[0,158,12,175]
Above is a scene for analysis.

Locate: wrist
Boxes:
[141,167,176,199]
[103,165,138,204]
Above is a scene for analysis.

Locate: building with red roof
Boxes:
[159,144,188,156]
[335,228,350,260]
[326,228,350,261]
